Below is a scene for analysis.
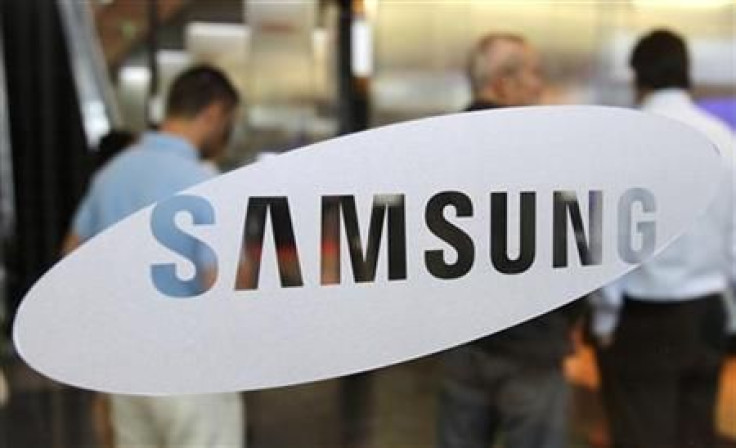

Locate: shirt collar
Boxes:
[640,88,692,111]
[140,131,199,161]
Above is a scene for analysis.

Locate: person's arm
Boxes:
[202,267,218,292]
[91,394,115,448]
[61,232,83,257]
[62,193,94,256]
[730,157,736,289]
[726,154,736,333]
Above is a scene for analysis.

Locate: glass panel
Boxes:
[2,1,734,447]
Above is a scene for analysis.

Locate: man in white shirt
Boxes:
[591,29,735,448]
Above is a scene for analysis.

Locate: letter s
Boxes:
[425,191,475,279]
[150,195,218,298]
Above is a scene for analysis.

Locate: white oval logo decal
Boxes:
[13,106,724,394]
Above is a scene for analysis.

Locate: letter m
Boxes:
[321,195,406,284]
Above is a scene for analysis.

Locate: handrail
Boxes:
[57,0,123,146]
[0,17,13,323]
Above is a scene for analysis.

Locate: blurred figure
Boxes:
[63,128,137,448]
[465,34,543,110]
[437,34,580,448]
[591,29,735,448]
[66,65,244,448]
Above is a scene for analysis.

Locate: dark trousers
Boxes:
[437,346,568,448]
[596,294,727,448]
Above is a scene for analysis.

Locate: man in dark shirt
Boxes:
[437,33,580,448]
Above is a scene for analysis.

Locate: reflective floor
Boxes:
[1,349,735,448]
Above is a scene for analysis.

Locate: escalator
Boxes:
[0,0,118,327]
[0,1,121,445]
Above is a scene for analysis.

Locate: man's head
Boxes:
[630,29,691,102]
[163,65,240,159]
[468,34,544,107]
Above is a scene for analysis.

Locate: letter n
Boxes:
[553,191,603,268]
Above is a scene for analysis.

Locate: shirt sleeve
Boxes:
[714,127,735,285]
[72,193,95,241]
[716,141,736,286]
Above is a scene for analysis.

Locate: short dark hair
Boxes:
[630,29,691,90]
[165,65,240,119]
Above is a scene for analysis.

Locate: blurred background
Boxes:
[0,0,733,447]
